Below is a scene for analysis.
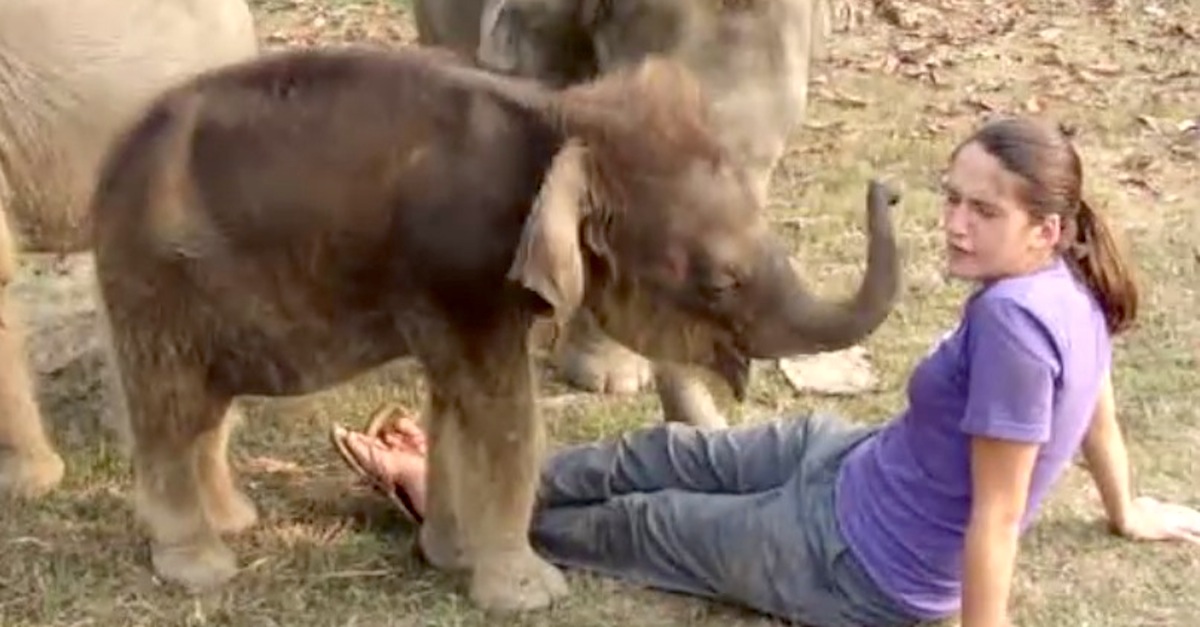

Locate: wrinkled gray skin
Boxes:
[414,0,836,428]
[0,0,259,498]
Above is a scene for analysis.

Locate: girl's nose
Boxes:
[942,200,969,235]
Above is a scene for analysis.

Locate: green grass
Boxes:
[4,0,1198,625]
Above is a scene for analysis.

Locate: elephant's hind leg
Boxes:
[196,405,258,535]
[119,348,239,591]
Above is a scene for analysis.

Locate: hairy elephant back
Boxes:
[0,0,258,254]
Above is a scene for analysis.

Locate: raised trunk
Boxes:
[740,180,901,359]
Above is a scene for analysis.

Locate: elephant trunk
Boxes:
[740,180,902,359]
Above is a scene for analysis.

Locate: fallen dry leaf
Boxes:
[1137,115,1163,133]
[242,456,305,475]
[1142,4,1167,18]
[1037,27,1064,42]
[964,96,999,112]
[1116,174,1163,198]
[802,119,849,132]
[818,88,872,108]
[778,346,879,396]
[1087,62,1123,76]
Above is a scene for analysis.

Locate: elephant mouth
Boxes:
[712,340,751,402]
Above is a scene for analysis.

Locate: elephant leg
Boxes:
[120,348,238,592]
[653,363,729,430]
[195,405,258,536]
[411,0,436,45]
[417,398,471,572]
[422,331,568,611]
[554,309,653,395]
[0,213,65,498]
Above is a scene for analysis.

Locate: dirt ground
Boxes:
[2,0,1198,625]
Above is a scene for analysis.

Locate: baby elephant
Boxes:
[89,45,902,611]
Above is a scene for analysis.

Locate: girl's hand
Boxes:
[1118,496,1200,544]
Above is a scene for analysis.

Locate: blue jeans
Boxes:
[529,413,923,627]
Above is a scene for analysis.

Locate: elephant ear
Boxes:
[507,139,593,322]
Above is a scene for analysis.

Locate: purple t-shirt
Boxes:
[835,257,1112,620]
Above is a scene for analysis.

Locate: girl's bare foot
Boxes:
[334,416,429,520]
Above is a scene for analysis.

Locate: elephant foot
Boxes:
[655,365,729,430]
[556,337,653,395]
[418,522,471,572]
[0,448,65,499]
[205,488,259,536]
[151,539,238,592]
[469,548,568,612]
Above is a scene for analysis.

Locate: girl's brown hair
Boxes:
[956,115,1139,335]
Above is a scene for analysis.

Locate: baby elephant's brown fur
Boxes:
[91,44,900,610]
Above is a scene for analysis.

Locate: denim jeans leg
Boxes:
[528,414,920,627]
[537,413,844,507]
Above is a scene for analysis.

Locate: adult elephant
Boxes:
[412,0,839,429]
[0,0,260,498]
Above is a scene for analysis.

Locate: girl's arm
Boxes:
[1079,369,1135,534]
[961,436,1039,627]
[956,297,1060,627]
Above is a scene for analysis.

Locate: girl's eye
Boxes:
[970,200,1000,218]
[941,183,962,206]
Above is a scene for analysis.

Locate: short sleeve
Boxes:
[959,296,1060,444]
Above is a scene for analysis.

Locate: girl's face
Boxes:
[940,141,1063,283]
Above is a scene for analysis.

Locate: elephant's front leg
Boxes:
[417,400,470,572]
[653,362,729,430]
[0,214,65,498]
[555,309,653,395]
[0,303,66,497]
[423,335,568,612]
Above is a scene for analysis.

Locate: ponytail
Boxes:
[1065,198,1140,335]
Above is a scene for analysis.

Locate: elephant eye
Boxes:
[703,268,741,299]
[711,272,738,291]
[687,256,742,303]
